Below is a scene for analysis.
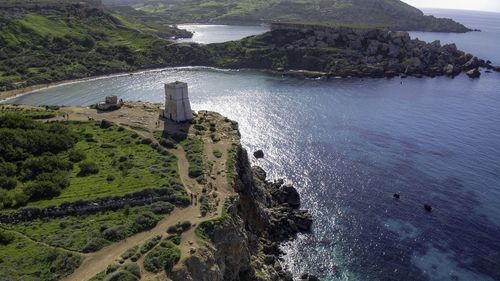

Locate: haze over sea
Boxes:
[6,9,500,281]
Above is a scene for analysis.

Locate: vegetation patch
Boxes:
[181,137,206,183]
[89,262,141,281]
[212,148,222,158]
[140,235,162,254]
[6,205,165,253]
[0,229,82,281]
[143,240,180,273]
[166,220,191,234]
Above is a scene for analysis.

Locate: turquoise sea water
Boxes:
[5,9,500,281]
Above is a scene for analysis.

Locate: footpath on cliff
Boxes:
[55,102,239,281]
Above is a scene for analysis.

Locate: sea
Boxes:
[4,9,500,281]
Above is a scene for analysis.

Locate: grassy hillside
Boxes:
[116,0,470,32]
[0,0,193,91]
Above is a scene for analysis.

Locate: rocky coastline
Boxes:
[203,24,498,79]
[171,133,314,280]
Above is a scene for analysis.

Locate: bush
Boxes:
[166,221,191,234]
[100,119,113,129]
[151,202,175,215]
[121,246,138,260]
[212,149,222,158]
[107,175,116,182]
[82,236,107,253]
[133,212,157,232]
[141,138,153,145]
[0,229,14,245]
[23,180,61,200]
[68,149,86,163]
[102,226,126,241]
[143,241,180,273]
[140,235,162,254]
[78,161,99,177]
[0,176,17,190]
[159,138,176,149]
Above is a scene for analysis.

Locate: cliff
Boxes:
[171,126,313,280]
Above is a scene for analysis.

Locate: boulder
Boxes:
[443,64,455,76]
[494,66,500,72]
[281,184,301,207]
[466,68,481,78]
[463,56,480,69]
[253,150,265,159]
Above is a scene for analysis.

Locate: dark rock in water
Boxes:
[300,273,320,281]
[485,70,492,73]
[466,68,481,78]
[253,150,264,159]
[487,60,492,64]
[393,193,400,199]
[494,67,500,72]
[424,204,433,212]
[281,184,301,207]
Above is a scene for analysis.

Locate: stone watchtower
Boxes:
[162,81,193,122]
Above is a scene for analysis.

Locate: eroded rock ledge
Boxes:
[172,144,313,281]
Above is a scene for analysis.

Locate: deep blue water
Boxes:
[4,9,500,281]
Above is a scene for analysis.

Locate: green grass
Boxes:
[0,229,82,281]
[5,205,166,252]
[26,121,180,208]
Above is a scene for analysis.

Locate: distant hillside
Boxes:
[106,0,471,32]
[0,0,191,91]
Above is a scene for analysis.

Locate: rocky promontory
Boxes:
[171,127,313,280]
[203,24,497,79]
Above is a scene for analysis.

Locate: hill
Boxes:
[0,0,191,91]
[109,0,471,32]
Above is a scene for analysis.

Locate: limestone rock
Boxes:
[466,68,481,78]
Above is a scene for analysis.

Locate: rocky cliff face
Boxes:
[171,143,313,281]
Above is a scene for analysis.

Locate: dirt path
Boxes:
[60,107,236,281]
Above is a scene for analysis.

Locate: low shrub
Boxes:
[100,120,113,129]
[133,212,157,232]
[0,176,17,190]
[102,225,126,242]
[151,202,175,215]
[78,161,99,177]
[212,149,222,158]
[166,221,192,235]
[0,229,14,245]
[140,235,162,254]
[68,149,86,163]
[143,241,180,273]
